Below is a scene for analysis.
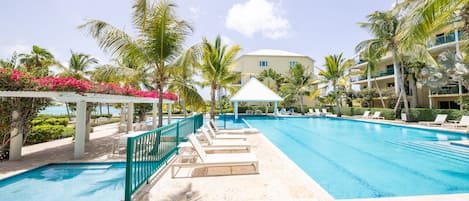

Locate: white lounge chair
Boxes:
[280,108,287,115]
[322,109,328,115]
[418,114,447,127]
[203,126,247,141]
[209,120,259,134]
[171,135,259,178]
[314,109,321,116]
[450,116,469,128]
[362,111,370,118]
[308,109,314,115]
[199,129,251,151]
[371,111,384,119]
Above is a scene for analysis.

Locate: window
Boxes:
[289,60,297,68]
[259,60,268,68]
[439,101,459,109]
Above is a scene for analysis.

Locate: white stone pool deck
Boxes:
[137,133,334,201]
[1,118,469,201]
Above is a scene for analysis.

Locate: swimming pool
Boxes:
[0,163,125,201]
[245,116,469,199]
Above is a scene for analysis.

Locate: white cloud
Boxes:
[189,6,200,18]
[225,0,290,40]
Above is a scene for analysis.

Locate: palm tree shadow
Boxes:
[140,183,202,201]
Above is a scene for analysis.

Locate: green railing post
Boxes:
[176,121,180,153]
[124,138,134,201]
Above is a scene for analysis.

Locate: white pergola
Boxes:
[0,91,175,160]
[230,78,283,119]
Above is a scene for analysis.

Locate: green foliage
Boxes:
[330,107,396,120]
[407,108,469,122]
[458,95,469,110]
[27,125,65,144]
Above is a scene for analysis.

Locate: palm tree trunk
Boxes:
[392,48,410,120]
[333,84,341,117]
[107,104,110,116]
[299,93,305,115]
[65,103,71,121]
[374,79,385,108]
[181,98,187,118]
[157,83,164,128]
[210,83,216,120]
[99,103,103,115]
[367,67,372,88]
[409,75,417,108]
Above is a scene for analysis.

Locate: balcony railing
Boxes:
[431,85,468,95]
[352,68,394,82]
[427,30,465,48]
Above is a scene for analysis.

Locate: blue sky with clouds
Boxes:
[1,0,396,97]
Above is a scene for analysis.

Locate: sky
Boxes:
[1,0,396,98]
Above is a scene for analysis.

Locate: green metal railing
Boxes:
[124,113,203,201]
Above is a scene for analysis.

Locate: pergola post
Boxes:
[9,110,22,160]
[274,101,278,116]
[152,101,157,129]
[167,103,172,124]
[74,100,86,159]
[127,102,134,133]
[234,101,238,120]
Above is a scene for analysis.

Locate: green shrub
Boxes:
[330,107,396,120]
[407,108,469,122]
[91,114,113,119]
[27,125,65,144]
[44,118,69,126]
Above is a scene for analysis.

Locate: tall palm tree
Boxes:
[168,47,204,117]
[280,63,316,115]
[18,45,56,77]
[57,51,98,79]
[80,0,191,127]
[356,11,411,119]
[200,35,241,120]
[396,0,468,52]
[319,54,355,117]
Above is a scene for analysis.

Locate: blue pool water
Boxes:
[0,163,125,201]
[245,116,469,199]
[213,115,252,129]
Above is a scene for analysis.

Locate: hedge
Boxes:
[27,125,66,144]
[32,117,68,126]
[406,108,469,122]
[329,107,396,120]
[327,107,469,121]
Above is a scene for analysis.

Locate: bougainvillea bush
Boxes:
[0,68,177,160]
[3,69,178,101]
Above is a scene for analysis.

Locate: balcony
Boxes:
[431,85,468,95]
[427,30,465,48]
[352,68,394,82]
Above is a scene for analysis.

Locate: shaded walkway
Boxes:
[0,123,125,179]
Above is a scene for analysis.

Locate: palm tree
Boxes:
[257,68,284,91]
[200,35,241,120]
[18,45,56,77]
[319,54,355,117]
[80,0,191,127]
[168,47,204,117]
[57,51,98,79]
[280,63,316,115]
[356,11,411,119]
[396,0,468,52]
